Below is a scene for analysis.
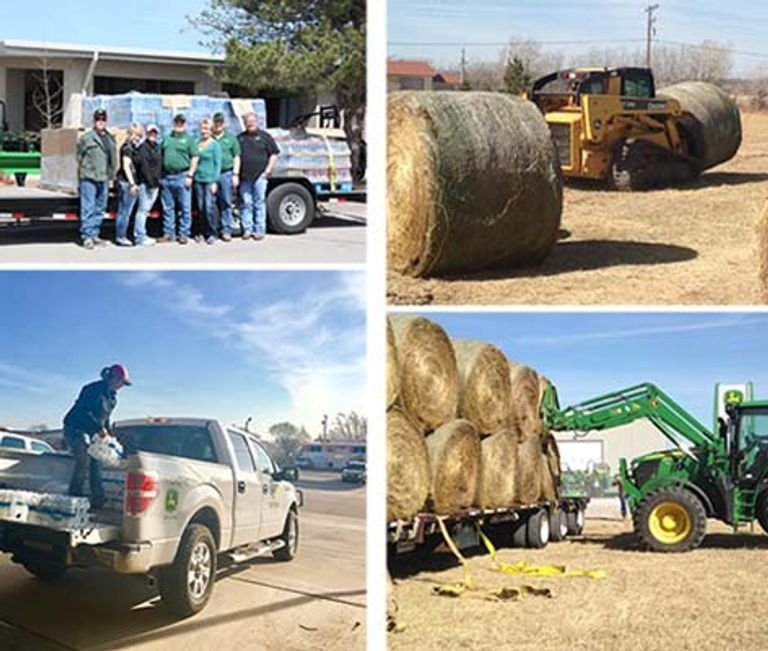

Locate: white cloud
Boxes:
[0,362,74,395]
[115,272,230,319]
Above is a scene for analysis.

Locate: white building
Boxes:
[0,40,327,132]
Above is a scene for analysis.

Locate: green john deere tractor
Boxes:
[542,383,768,552]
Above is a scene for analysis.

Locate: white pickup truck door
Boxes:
[227,431,263,547]
[248,439,285,539]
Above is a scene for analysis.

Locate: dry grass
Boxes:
[388,111,768,305]
[388,517,768,650]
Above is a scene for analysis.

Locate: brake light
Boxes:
[124,470,159,516]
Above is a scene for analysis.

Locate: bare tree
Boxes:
[327,411,367,441]
[465,61,504,91]
[31,57,64,129]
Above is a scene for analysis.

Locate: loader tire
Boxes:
[634,486,706,553]
[755,492,768,535]
[611,140,651,191]
[158,524,217,618]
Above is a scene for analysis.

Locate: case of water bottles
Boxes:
[87,434,124,468]
[0,490,91,529]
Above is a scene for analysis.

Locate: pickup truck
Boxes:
[0,417,302,617]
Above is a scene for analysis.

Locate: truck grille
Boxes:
[549,123,572,168]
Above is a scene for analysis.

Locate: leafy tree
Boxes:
[504,56,531,95]
[327,411,366,440]
[191,0,366,180]
[268,421,310,466]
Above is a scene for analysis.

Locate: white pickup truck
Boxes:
[0,417,302,617]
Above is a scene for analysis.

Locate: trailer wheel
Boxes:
[549,508,567,542]
[526,509,550,549]
[158,524,217,617]
[566,508,585,536]
[634,486,706,553]
[21,559,67,581]
[273,508,299,562]
[267,182,315,234]
[510,518,528,548]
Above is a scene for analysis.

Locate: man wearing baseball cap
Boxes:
[77,109,117,249]
[62,365,131,508]
[160,114,199,244]
[133,124,163,246]
[212,112,241,241]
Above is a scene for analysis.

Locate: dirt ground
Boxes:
[388,112,768,305]
[388,516,768,651]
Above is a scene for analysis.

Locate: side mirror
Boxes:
[279,467,299,482]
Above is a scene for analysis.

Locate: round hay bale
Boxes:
[425,419,482,514]
[658,82,742,171]
[389,314,459,432]
[509,361,543,442]
[453,339,512,436]
[517,438,543,505]
[387,408,431,521]
[475,429,518,508]
[386,318,400,409]
[387,91,563,277]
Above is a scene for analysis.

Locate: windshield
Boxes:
[346,461,365,470]
[737,409,768,449]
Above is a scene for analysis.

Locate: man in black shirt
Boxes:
[63,365,132,507]
[237,113,279,240]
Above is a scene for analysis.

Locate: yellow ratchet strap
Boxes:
[475,522,606,580]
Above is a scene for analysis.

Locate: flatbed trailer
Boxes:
[388,496,589,558]
[0,176,366,235]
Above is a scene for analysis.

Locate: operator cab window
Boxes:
[622,69,654,98]
[578,73,609,96]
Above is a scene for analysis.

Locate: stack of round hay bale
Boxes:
[386,314,561,522]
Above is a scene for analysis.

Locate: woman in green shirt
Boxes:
[194,118,223,245]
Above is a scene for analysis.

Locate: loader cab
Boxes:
[725,402,768,481]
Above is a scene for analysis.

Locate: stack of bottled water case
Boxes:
[0,490,91,529]
[270,129,354,188]
[101,469,126,512]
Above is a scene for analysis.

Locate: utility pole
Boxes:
[460,47,467,86]
[645,3,659,68]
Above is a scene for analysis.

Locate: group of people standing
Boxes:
[77,109,280,249]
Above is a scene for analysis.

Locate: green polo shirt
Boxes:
[214,131,241,172]
[161,131,199,174]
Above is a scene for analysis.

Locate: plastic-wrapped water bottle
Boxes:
[87,434,124,468]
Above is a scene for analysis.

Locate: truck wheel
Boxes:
[634,486,706,553]
[549,508,567,542]
[22,559,67,581]
[273,509,299,562]
[158,524,217,617]
[267,183,315,234]
[510,518,528,548]
[566,508,585,536]
[526,509,550,549]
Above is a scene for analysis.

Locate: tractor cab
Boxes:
[724,401,768,482]
[530,67,656,113]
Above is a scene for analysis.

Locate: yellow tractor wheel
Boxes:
[634,486,706,552]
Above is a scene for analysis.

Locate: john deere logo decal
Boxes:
[165,489,179,512]
[725,390,744,405]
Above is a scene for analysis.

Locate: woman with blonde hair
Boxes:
[193,117,222,245]
[115,122,144,246]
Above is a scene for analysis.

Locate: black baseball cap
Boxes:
[173,113,187,124]
[213,112,225,123]
[93,108,107,121]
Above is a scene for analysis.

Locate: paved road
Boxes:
[0,202,366,265]
[0,471,365,651]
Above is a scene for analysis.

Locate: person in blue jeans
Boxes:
[194,118,222,245]
[237,112,279,240]
[114,123,144,246]
[77,108,116,249]
[159,114,199,245]
[133,124,163,246]
[212,112,241,242]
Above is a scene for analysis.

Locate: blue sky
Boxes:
[0,271,366,436]
[388,0,768,76]
[4,0,211,52]
[403,311,768,428]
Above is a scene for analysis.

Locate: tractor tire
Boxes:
[611,140,651,191]
[565,508,585,536]
[526,509,550,549]
[756,493,768,535]
[266,182,315,234]
[549,508,567,542]
[634,486,706,553]
[273,509,299,562]
[158,524,217,618]
[510,518,528,548]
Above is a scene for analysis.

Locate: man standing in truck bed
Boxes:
[62,365,131,508]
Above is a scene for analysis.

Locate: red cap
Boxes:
[109,364,132,386]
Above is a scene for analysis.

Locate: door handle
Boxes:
[262,483,269,495]
[237,480,246,494]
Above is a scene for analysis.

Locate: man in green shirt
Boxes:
[212,112,241,241]
[159,114,199,244]
[77,108,116,249]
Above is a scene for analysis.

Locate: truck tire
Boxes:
[510,518,528,548]
[267,182,315,234]
[158,524,217,617]
[549,508,567,542]
[526,509,550,549]
[634,486,706,553]
[273,509,299,562]
[566,508,585,536]
[21,559,67,581]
